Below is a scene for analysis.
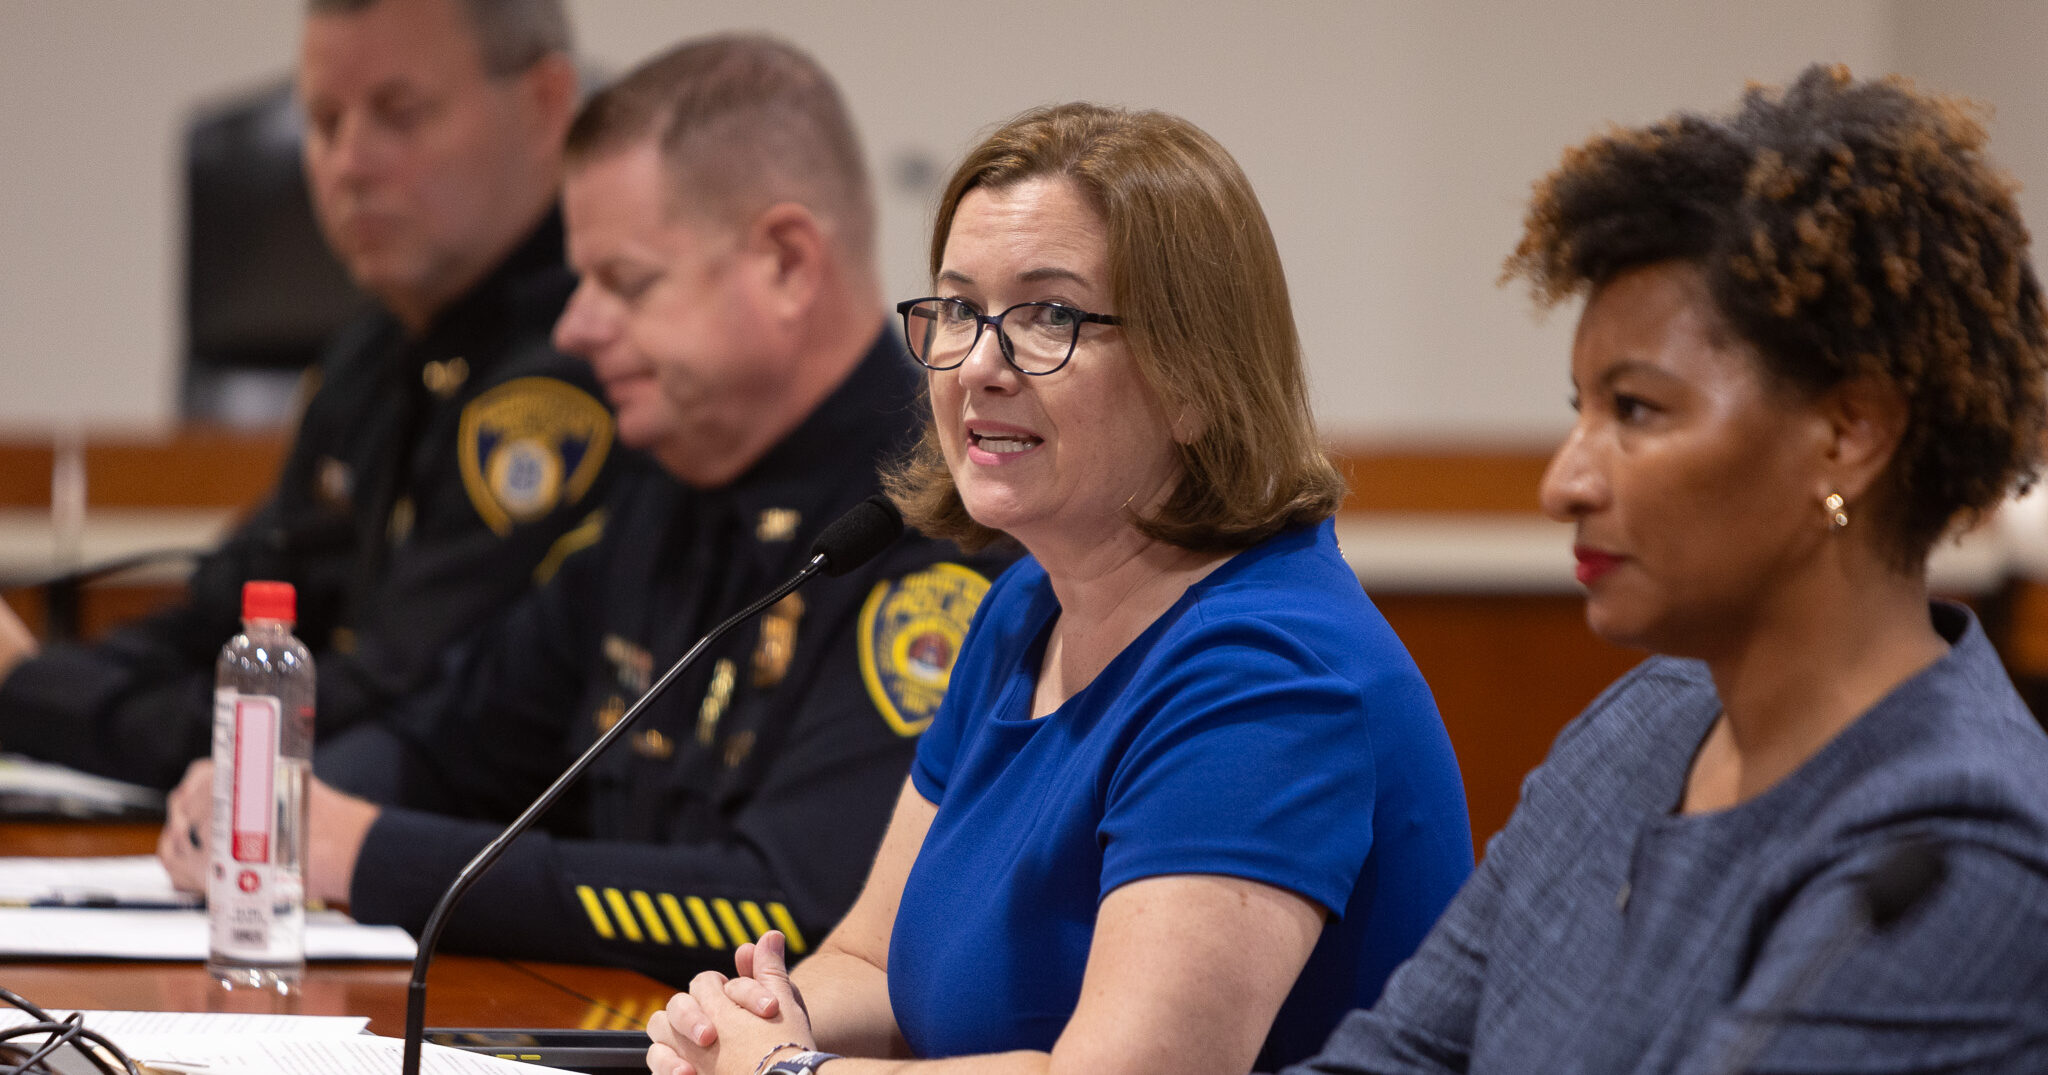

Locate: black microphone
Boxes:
[808,494,907,577]
[400,494,904,1075]
[1860,836,1945,930]
[0,547,207,592]
[1705,836,1947,1075]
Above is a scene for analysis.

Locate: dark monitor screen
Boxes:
[183,77,365,424]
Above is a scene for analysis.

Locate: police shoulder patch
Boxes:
[458,377,614,534]
[858,562,990,737]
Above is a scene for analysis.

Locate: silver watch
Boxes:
[765,1050,842,1074]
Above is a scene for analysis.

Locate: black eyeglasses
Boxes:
[896,297,1121,376]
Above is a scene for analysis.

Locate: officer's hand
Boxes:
[307,776,380,907]
[156,760,213,894]
[0,598,38,683]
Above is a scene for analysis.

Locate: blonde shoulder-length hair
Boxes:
[885,102,1345,553]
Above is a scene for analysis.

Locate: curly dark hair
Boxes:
[1505,63,2048,569]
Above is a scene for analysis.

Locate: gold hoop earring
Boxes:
[1824,492,1848,531]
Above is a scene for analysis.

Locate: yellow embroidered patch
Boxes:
[458,377,613,535]
[858,563,990,737]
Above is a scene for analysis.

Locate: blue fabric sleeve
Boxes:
[1098,609,1383,918]
[908,682,966,806]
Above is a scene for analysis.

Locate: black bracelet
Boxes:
[765,1050,845,1074]
[751,1042,808,1075]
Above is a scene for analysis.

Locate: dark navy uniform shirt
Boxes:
[0,211,616,789]
[335,329,1015,984]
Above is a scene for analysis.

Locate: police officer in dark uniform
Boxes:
[0,0,614,790]
[339,343,1000,979]
[160,34,1014,983]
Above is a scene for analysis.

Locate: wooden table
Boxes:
[0,820,678,1036]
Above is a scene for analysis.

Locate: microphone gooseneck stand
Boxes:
[1704,835,1947,1075]
[399,495,904,1075]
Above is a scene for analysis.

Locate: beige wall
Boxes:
[0,1,2028,446]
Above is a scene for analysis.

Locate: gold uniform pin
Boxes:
[633,728,675,760]
[756,508,801,542]
[316,457,353,511]
[752,593,805,688]
[594,695,626,734]
[386,496,415,544]
[423,356,470,398]
[696,658,736,744]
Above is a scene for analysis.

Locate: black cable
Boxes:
[0,989,141,1075]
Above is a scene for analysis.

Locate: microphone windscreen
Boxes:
[810,495,905,576]
[1862,836,1945,929]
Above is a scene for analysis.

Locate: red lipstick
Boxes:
[1573,546,1623,586]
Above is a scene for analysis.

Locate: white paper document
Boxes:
[0,1009,369,1037]
[0,907,417,961]
[135,1035,569,1074]
[0,855,199,908]
[0,753,164,819]
[0,1011,559,1073]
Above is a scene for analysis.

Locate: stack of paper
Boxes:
[0,906,418,960]
[0,855,199,909]
[0,855,415,961]
[0,1010,565,1074]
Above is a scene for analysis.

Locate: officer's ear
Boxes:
[516,52,579,160]
[744,202,826,326]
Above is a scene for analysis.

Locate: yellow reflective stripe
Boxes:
[603,888,644,942]
[630,891,671,944]
[739,901,773,941]
[534,509,606,585]
[657,893,700,946]
[685,896,726,948]
[766,903,808,954]
[712,899,748,945]
[575,885,616,939]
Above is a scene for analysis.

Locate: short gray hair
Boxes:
[306,0,570,75]
[563,33,875,262]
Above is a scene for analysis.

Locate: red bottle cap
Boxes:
[241,580,296,623]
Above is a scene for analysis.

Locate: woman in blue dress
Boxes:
[646,103,1473,1075]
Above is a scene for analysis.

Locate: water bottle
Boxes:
[207,579,314,991]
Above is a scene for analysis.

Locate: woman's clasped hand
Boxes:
[647,931,804,1075]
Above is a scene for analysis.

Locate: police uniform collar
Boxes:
[724,322,921,513]
[404,207,571,356]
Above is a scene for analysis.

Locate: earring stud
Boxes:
[1824,492,1848,531]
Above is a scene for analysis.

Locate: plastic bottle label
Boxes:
[230,695,279,863]
[210,688,281,960]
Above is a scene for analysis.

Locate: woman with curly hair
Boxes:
[1293,65,2048,1074]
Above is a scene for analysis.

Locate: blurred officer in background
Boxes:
[161,33,1011,984]
[0,0,616,789]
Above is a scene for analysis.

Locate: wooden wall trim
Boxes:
[84,427,289,509]
[0,443,53,508]
[0,426,288,510]
[1331,444,1553,515]
[3,432,1556,515]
